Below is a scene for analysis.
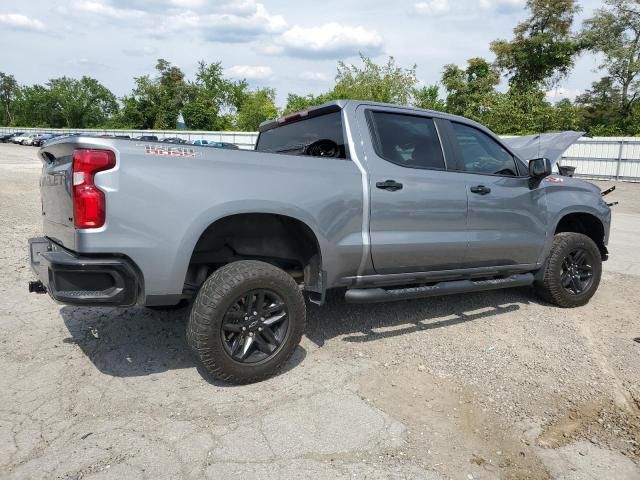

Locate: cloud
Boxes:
[201,4,287,42]
[0,13,45,31]
[271,23,383,59]
[147,2,286,42]
[545,87,582,101]
[122,46,158,56]
[73,1,145,19]
[64,57,110,70]
[479,0,525,13]
[166,0,208,8]
[298,71,332,82]
[414,0,449,16]
[110,0,236,12]
[226,65,273,80]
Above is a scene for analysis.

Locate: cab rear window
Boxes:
[255,112,347,159]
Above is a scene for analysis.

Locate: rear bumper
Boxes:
[29,237,142,306]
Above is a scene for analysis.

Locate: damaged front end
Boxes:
[503,131,585,177]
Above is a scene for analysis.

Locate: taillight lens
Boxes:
[72,149,116,229]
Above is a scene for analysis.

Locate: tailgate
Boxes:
[39,142,75,248]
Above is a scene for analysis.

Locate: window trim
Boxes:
[365,109,448,172]
[450,121,526,178]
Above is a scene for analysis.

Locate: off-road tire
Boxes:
[186,260,305,384]
[535,232,602,308]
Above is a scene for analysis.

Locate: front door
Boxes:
[448,121,548,267]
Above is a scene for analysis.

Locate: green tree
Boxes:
[441,58,500,120]
[483,88,554,134]
[114,59,188,129]
[235,88,278,131]
[581,0,640,129]
[116,75,159,129]
[0,72,19,125]
[47,76,118,128]
[13,85,56,127]
[491,0,581,88]
[282,56,422,114]
[575,77,626,135]
[413,85,446,111]
[183,61,247,130]
[548,98,582,131]
[154,59,189,129]
[333,55,418,105]
[283,92,335,115]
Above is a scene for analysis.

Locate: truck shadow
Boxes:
[305,287,531,348]
[59,305,306,385]
[59,287,532,381]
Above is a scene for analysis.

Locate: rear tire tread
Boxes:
[186,260,305,384]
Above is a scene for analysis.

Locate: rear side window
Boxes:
[255,112,346,159]
[452,123,518,176]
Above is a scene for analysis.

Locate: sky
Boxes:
[0,0,606,107]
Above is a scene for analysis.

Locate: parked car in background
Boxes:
[162,137,188,144]
[136,135,159,141]
[31,134,56,147]
[11,133,31,144]
[209,142,239,150]
[0,132,25,143]
[192,139,209,146]
[56,133,81,140]
[24,134,41,146]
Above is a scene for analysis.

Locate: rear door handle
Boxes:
[376,180,403,192]
[470,185,491,195]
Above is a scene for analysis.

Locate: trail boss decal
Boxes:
[141,144,198,157]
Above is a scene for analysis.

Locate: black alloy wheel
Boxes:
[560,248,595,295]
[221,289,289,364]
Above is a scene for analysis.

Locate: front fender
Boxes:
[535,180,611,265]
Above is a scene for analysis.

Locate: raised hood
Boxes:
[503,131,585,166]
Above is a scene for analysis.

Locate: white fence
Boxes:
[1,127,639,181]
[558,137,640,182]
[0,127,258,150]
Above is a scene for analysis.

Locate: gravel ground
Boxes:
[1,143,639,480]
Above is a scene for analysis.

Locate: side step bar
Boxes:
[345,273,534,304]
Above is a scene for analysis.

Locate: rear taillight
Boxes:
[72,149,116,229]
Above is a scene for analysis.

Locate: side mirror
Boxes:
[529,157,552,178]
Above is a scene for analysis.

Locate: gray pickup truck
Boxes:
[28,100,611,383]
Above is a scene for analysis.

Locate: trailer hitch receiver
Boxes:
[28,280,47,294]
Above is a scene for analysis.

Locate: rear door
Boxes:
[360,107,469,274]
[447,121,548,267]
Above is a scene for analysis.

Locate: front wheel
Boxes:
[535,232,602,308]
[186,260,305,384]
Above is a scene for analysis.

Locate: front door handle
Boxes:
[376,180,403,192]
[470,185,491,195]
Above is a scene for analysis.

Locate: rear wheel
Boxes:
[535,232,602,308]
[187,260,305,384]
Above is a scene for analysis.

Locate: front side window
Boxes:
[368,111,445,170]
[255,111,346,159]
[452,123,518,176]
